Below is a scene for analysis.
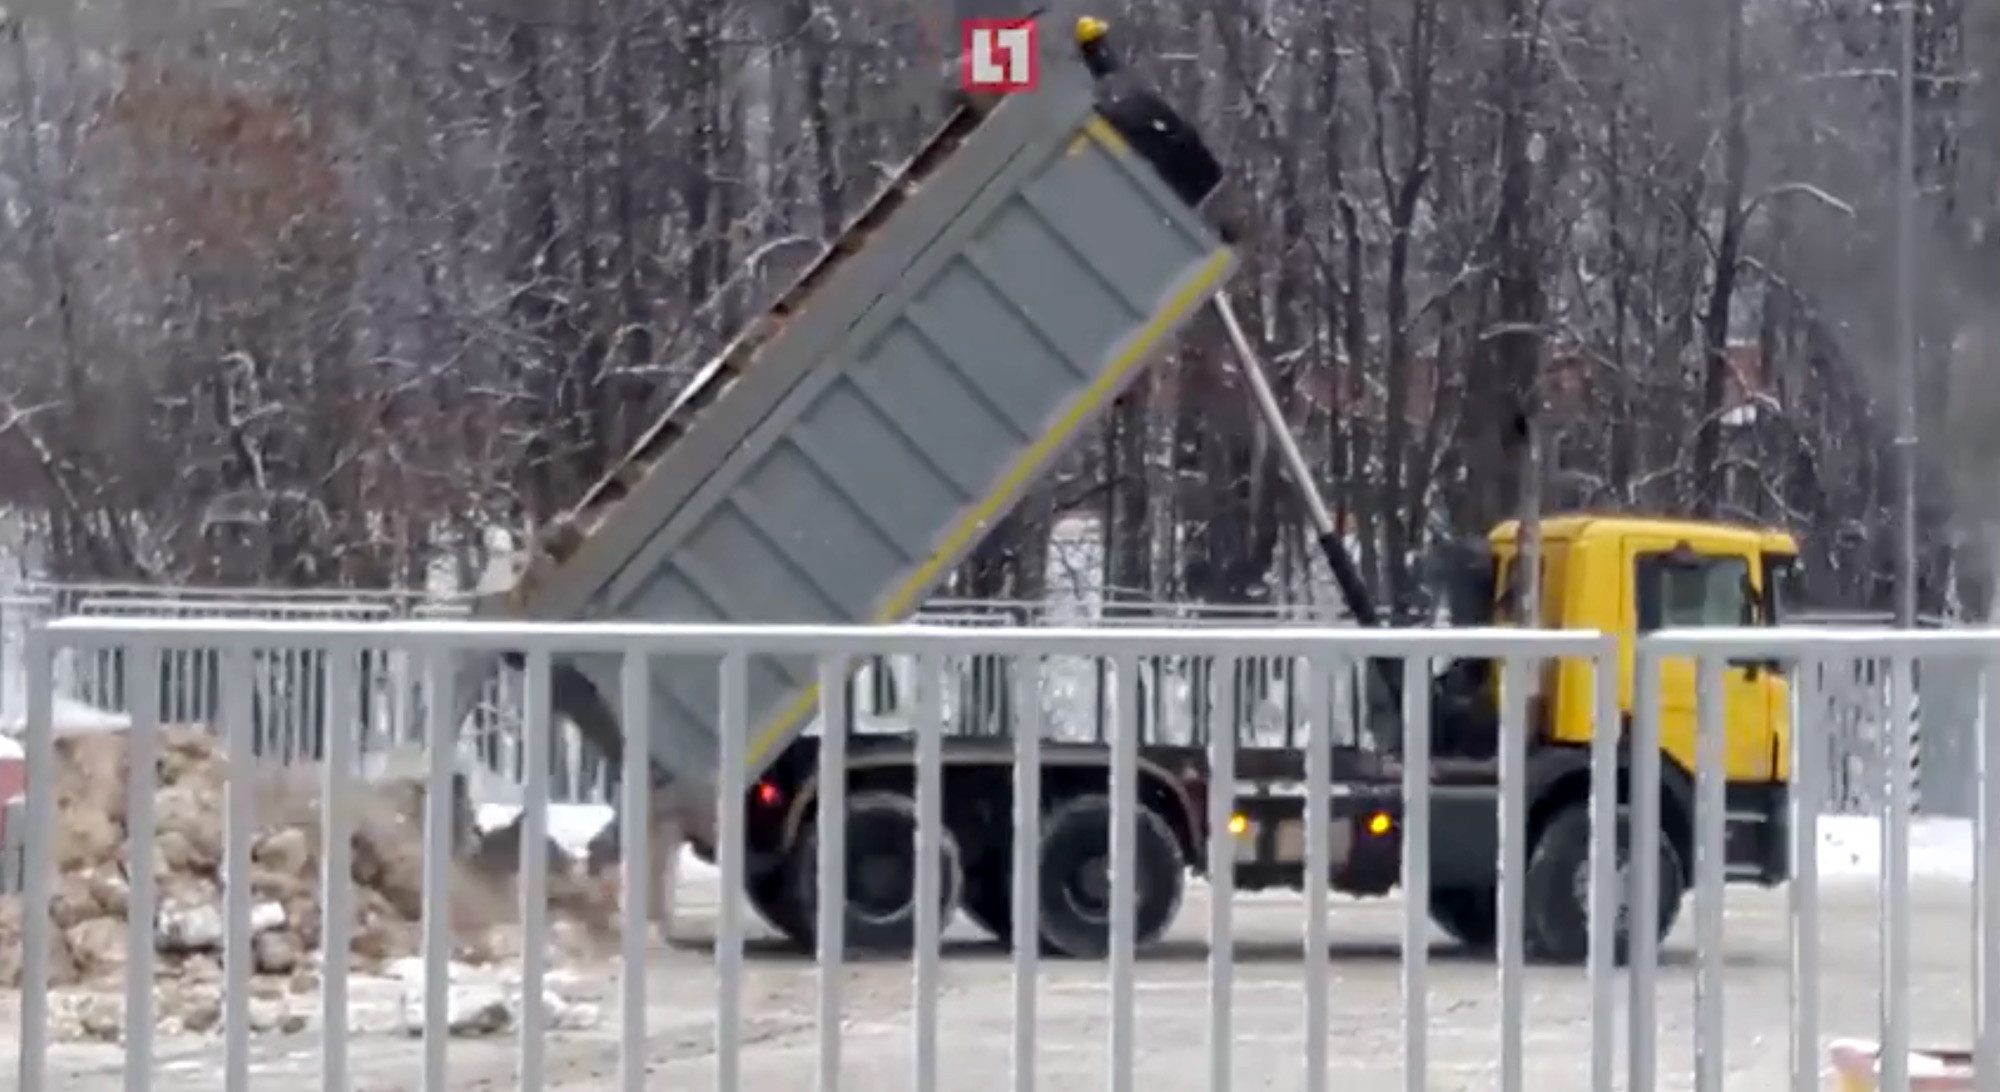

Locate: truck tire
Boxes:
[1523,801,1686,965]
[1036,794,1186,960]
[789,790,964,956]
[1428,887,1498,950]
[961,859,1013,944]
[747,865,810,948]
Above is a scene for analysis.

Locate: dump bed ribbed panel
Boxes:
[488,36,1237,789]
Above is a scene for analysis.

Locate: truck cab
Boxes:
[1489,515,1795,791]
[1482,516,1795,901]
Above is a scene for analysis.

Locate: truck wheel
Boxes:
[961,859,1013,944]
[747,865,810,949]
[789,790,964,956]
[1036,794,1186,959]
[1523,801,1686,965]
[1428,887,1498,950]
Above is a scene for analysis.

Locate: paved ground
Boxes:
[15,874,1979,1091]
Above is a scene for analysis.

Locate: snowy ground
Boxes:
[5,771,1984,1090]
[1818,814,1978,883]
[2,663,1987,1086]
[17,850,1981,1091]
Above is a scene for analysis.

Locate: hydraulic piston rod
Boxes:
[1213,292,1380,629]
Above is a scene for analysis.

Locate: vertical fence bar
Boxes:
[1109,652,1140,1092]
[1978,644,2000,1092]
[222,645,256,1092]
[1628,648,1663,1092]
[1207,654,1238,1092]
[1694,657,1728,1092]
[817,658,850,1092]
[15,628,51,1092]
[1881,652,1915,1092]
[716,651,748,1092]
[123,641,162,1092]
[321,645,358,1092]
[1586,637,1619,1092]
[420,651,456,1092]
[1399,655,1433,1092]
[1791,653,1825,1092]
[1301,654,1332,1092]
[912,651,945,1092]
[619,651,654,1092]
[1497,656,1529,1092]
[1010,655,1043,1092]
[519,651,554,1091]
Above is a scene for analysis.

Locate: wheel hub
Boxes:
[1571,856,1632,933]
[1063,854,1113,920]
[846,812,919,924]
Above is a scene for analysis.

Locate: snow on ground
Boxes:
[0,696,133,736]
[472,802,720,880]
[1818,814,1975,883]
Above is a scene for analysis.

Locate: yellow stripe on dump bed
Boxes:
[742,239,1236,776]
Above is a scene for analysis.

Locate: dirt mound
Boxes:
[0,727,621,991]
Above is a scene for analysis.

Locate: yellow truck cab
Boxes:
[1445,515,1796,960]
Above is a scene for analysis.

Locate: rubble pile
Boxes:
[0,727,623,1004]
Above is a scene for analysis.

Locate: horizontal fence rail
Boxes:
[1,618,1995,1092]
[9,588,1982,818]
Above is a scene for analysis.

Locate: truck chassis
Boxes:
[724,732,1790,965]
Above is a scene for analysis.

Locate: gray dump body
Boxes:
[484,20,1236,791]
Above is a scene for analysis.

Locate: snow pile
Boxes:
[1817,815,1975,883]
[473,802,718,881]
[0,696,134,736]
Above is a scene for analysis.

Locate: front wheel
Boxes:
[1523,801,1686,965]
[1428,887,1498,950]
[789,790,964,956]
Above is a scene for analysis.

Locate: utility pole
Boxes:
[1893,0,1918,629]
[1881,9,1919,1092]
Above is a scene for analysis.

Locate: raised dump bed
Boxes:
[481,17,1237,791]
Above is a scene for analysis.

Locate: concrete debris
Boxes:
[390,957,602,1039]
[0,726,625,1019]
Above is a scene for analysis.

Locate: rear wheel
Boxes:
[789,790,964,956]
[746,864,809,948]
[961,858,1013,944]
[1036,794,1186,959]
[1428,887,1498,950]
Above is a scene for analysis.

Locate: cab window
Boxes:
[1635,552,1753,631]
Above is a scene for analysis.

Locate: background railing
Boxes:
[0,583,1980,817]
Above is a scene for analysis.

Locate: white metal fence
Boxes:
[5,586,1974,819]
[0,587,1356,805]
[0,584,613,802]
[1786,612,1984,818]
[4,618,1995,1091]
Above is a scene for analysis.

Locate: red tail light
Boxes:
[755,781,783,807]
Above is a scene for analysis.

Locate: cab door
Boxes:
[1627,540,1775,781]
